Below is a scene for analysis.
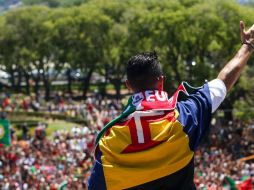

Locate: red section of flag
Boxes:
[141,101,172,111]
[128,119,139,145]
[237,178,252,190]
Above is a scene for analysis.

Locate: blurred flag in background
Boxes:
[0,119,11,146]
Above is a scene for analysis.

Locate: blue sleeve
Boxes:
[176,83,212,151]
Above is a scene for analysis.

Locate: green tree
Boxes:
[22,0,87,7]
[211,0,254,120]
[0,6,64,99]
[52,5,112,98]
[22,0,60,7]
[0,10,24,93]
[93,0,134,99]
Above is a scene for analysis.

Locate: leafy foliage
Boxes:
[1,0,254,120]
[22,0,87,7]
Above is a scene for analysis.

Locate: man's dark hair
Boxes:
[126,51,163,91]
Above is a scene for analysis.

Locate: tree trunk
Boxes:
[115,81,121,100]
[16,69,22,93]
[111,79,122,100]
[100,65,109,98]
[44,80,51,101]
[42,73,51,101]
[99,82,106,98]
[34,76,40,95]
[9,69,16,91]
[82,68,94,99]
[66,69,72,96]
[24,73,30,95]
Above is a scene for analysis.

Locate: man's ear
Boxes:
[125,80,133,92]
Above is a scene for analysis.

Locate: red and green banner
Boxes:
[238,178,252,190]
[58,180,68,190]
[0,119,11,146]
[225,176,253,190]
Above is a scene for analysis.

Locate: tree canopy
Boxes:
[22,0,87,7]
[1,0,254,120]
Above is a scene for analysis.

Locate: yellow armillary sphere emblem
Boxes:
[0,125,5,139]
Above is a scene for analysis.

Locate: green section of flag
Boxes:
[0,119,11,146]
[58,180,68,190]
[225,176,238,190]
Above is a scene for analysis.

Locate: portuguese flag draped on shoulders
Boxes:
[0,119,11,146]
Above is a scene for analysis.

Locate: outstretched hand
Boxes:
[240,21,254,47]
[217,21,254,92]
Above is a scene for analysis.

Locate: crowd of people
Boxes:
[0,127,97,189]
[0,92,122,121]
[0,92,253,189]
[0,92,123,190]
[194,119,254,189]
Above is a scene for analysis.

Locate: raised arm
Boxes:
[217,21,254,92]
